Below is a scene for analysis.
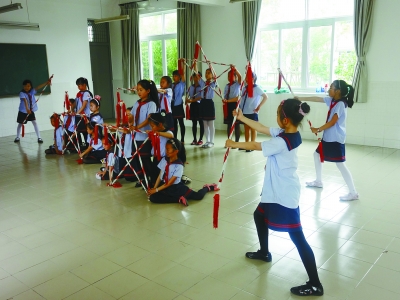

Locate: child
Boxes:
[225,100,324,297]
[297,80,358,201]
[147,138,219,206]
[157,76,174,131]
[96,135,116,183]
[75,77,93,148]
[185,71,204,145]
[171,60,186,144]
[63,99,77,152]
[14,78,51,143]
[131,80,159,187]
[146,111,174,185]
[239,72,268,152]
[79,122,106,164]
[45,113,63,155]
[89,95,104,124]
[223,67,242,143]
[195,62,216,148]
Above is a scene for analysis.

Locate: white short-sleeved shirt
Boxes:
[158,89,172,113]
[261,128,302,209]
[322,97,347,144]
[239,85,265,114]
[63,114,75,132]
[172,81,185,106]
[75,91,92,116]
[151,131,173,157]
[90,113,104,125]
[188,84,202,103]
[117,132,133,158]
[157,158,184,184]
[106,151,115,167]
[19,89,38,113]
[55,127,64,151]
[199,78,216,99]
[87,135,104,151]
[132,101,157,141]
[224,82,240,99]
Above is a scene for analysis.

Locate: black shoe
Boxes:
[246,150,253,152]
[238,148,245,151]
[245,250,272,262]
[290,282,324,296]
[14,137,20,143]
[38,138,43,143]
[135,182,142,188]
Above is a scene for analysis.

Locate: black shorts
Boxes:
[17,111,36,124]
[172,103,185,119]
[224,102,238,124]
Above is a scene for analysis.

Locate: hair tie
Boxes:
[298,103,307,116]
[94,95,101,101]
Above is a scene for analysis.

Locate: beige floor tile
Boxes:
[31,239,78,260]
[13,260,65,288]
[153,240,201,263]
[103,244,151,267]
[81,235,128,256]
[156,221,198,239]
[285,245,336,268]
[120,281,178,300]
[64,285,116,300]
[321,253,373,280]
[350,229,394,249]
[183,276,241,300]
[93,268,148,299]
[181,249,231,275]
[0,276,30,300]
[363,265,400,294]
[317,269,358,299]
[15,230,62,249]
[387,237,400,254]
[33,272,89,300]
[130,232,177,252]
[338,240,385,264]
[230,291,264,300]
[0,249,49,274]
[50,247,99,272]
[126,253,177,280]
[0,267,9,280]
[243,272,294,300]
[347,281,400,300]
[70,257,122,284]
[306,231,347,250]
[268,257,310,283]
[10,289,46,300]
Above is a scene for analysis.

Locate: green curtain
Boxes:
[120,3,141,90]
[242,0,262,61]
[177,1,201,75]
[353,0,374,103]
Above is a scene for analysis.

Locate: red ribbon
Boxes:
[178,58,184,76]
[278,72,282,90]
[94,125,98,145]
[247,64,254,98]
[223,102,228,119]
[21,124,25,137]
[229,66,235,83]
[116,102,121,127]
[148,131,161,161]
[121,102,128,124]
[185,104,191,120]
[103,126,109,146]
[213,194,220,229]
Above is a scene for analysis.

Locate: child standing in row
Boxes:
[223,67,242,143]
[171,61,186,144]
[147,138,219,206]
[15,78,51,143]
[63,98,77,152]
[225,100,324,297]
[239,72,268,152]
[75,77,93,148]
[157,76,174,131]
[297,80,358,201]
[45,113,63,155]
[89,95,103,124]
[186,71,204,145]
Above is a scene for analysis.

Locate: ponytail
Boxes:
[333,80,354,108]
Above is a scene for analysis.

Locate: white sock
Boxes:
[209,121,215,143]
[32,120,41,138]
[314,151,322,182]
[336,162,357,194]
[203,120,210,143]
[16,123,22,138]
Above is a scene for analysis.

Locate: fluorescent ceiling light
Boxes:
[0,21,39,29]
[229,0,256,3]
[94,15,129,24]
[0,2,23,14]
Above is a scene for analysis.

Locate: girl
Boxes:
[14,78,51,143]
[89,95,104,124]
[223,67,242,143]
[171,60,186,143]
[96,134,116,183]
[131,80,159,187]
[195,62,216,148]
[63,98,77,153]
[225,100,324,297]
[157,76,174,131]
[297,80,358,201]
[75,77,93,148]
[147,138,219,206]
[45,113,63,155]
[146,111,174,185]
[79,122,106,164]
[239,72,268,152]
[185,71,204,145]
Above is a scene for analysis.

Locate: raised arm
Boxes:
[180,59,186,82]
[35,79,51,91]
[296,96,324,103]
[234,66,242,84]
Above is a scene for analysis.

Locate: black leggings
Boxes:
[192,119,204,142]
[227,122,240,142]
[253,209,321,286]
[173,118,186,142]
[150,187,208,204]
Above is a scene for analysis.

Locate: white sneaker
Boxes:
[95,173,102,180]
[306,181,323,188]
[339,193,359,201]
[206,143,214,148]
[201,142,210,148]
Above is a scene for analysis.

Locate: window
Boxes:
[139,11,178,84]
[256,0,355,91]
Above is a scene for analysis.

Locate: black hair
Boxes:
[161,76,172,88]
[172,70,180,76]
[167,138,186,165]
[148,110,166,127]
[137,79,160,109]
[76,77,90,90]
[127,106,133,111]
[69,98,76,104]
[86,121,103,138]
[22,79,33,87]
[279,98,310,127]
[192,71,202,77]
[102,133,114,146]
[332,80,354,108]
[90,98,100,107]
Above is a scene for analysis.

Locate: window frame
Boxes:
[255,11,353,92]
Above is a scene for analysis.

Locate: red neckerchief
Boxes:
[326,100,340,122]
[159,93,170,113]
[225,82,234,99]
[148,131,161,161]
[163,158,183,183]
[27,93,33,110]
[135,100,146,126]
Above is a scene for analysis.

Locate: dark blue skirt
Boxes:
[257,202,302,232]
[200,98,215,120]
[316,140,346,162]
[238,113,258,124]
[190,102,201,120]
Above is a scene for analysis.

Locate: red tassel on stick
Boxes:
[178,58,184,76]
[65,93,70,110]
[185,104,190,120]
[121,102,128,124]
[103,126,109,146]
[117,91,121,103]
[223,102,228,119]
[194,43,200,60]
[107,182,122,188]
[94,125,98,145]
[21,124,25,137]
[229,66,235,83]
[76,158,83,164]
[247,64,254,98]
[278,72,282,90]
[213,194,220,229]
[116,102,121,127]
[318,140,324,162]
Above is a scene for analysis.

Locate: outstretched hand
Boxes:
[225,139,235,148]
[232,108,243,120]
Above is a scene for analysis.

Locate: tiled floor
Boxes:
[1,129,400,300]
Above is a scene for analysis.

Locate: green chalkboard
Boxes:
[0,43,51,97]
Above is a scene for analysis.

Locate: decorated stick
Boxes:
[308,120,324,162]
[277,68,295,97]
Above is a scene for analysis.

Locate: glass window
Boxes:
[140,14,162,37]
[164,13,177,34]
[308,0,354,19]
[333,21,356,83]
[166,39,178,76]
[151,40,163,84]
[258,30,279,87]
[141,41,149,80]
[281,28,303,87]
[260,0,305,27]
[308,26,332,87]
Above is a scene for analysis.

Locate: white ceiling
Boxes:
[117,0,235,7]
